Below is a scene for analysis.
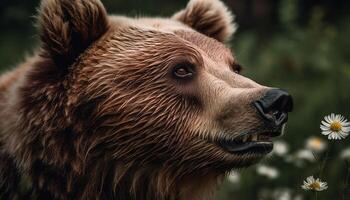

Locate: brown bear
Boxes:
[0,0,293,199]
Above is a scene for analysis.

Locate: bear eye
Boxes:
[231,63,242,74]
[172,63,195,79]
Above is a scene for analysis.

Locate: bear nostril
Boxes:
[253,89,293,126]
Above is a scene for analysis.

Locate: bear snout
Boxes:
[253,89,293,127]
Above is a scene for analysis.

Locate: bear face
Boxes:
[70,26,270,170]
[0,0,293,199]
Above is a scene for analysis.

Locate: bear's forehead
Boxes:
[109,16,235,65]
[174,30,234,65]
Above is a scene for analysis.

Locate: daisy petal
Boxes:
[342,122,350,126]
[320,125,330,131]
[321,121,330,127]
[321,130,331,136]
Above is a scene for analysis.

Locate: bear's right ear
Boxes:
[38,0,109,69]
[172,0,236,42]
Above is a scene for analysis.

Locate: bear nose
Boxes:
[253,89,293,126]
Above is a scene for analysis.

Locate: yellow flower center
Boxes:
[309,182,321,190]
[330,121,342,132]
[310,138,322,148]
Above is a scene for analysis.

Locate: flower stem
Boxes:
[318,150,329,178]
[343,160,350,200]
[315,191,318,200]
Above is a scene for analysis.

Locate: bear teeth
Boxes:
[242,135,249,142]
[252,135,258,141]
[240,134,259,142]
[231,132,275,144]
[235,134,262,143]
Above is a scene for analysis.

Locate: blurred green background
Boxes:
[1,0,350,199]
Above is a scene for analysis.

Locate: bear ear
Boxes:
[38,0,109,68]
[172,0,237,42]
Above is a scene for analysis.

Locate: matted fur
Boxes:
[1,0,271,200]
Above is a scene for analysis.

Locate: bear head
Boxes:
[17,0,293,199]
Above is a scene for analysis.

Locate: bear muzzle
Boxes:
[217,89,293,155]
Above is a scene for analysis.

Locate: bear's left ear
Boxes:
[38,0,109,69]
[172,0,237,42]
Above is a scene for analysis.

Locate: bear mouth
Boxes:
[217,131,281,155]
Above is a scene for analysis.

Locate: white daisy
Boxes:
[320,113,350,140]
[285,149,316,168]
[301,176,328,191]
[272,188,292,200]
[256,165,279,179]
[227,172,240,184]
[306,136,327,152]
[295,149,316,162]
[340,148,350,161]
[273,140,289,156]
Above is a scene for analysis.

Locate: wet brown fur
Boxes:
[0,0,268,199]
